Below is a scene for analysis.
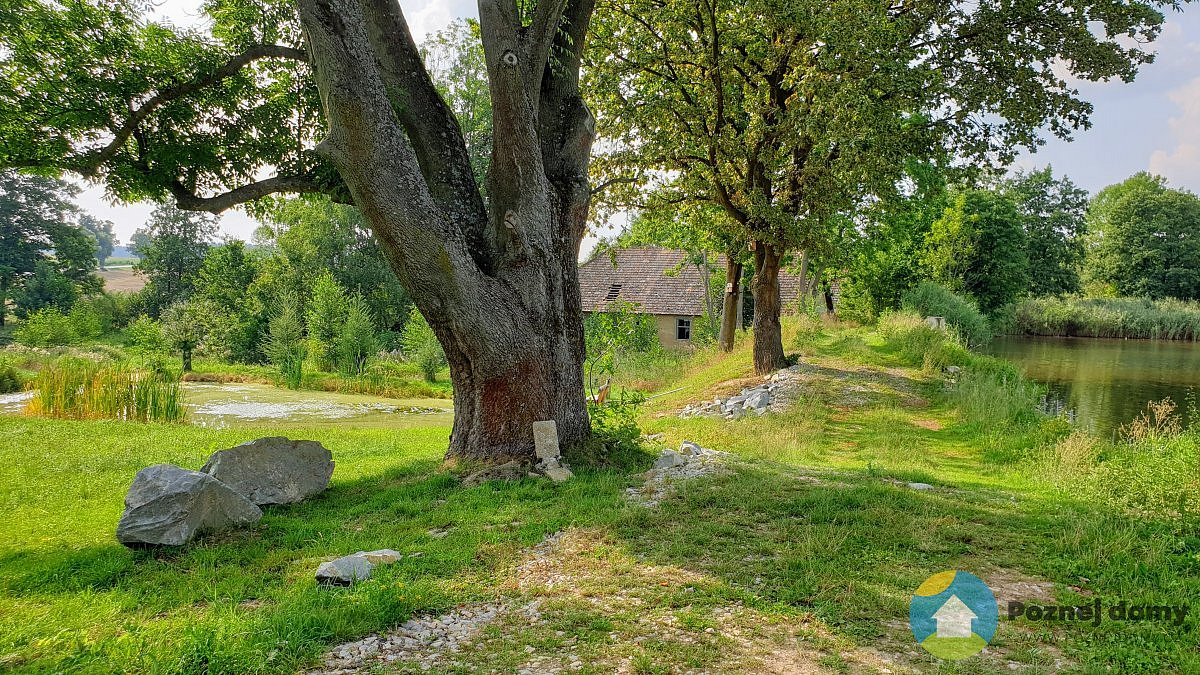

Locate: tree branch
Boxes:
[77,44,308,176]
[169,174,325,213]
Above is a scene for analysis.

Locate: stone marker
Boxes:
[532,420,561,460]
[539,456,574,483]
[116,464,262,546]
[202,437,334,505]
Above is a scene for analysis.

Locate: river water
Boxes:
[988,336,1200,437]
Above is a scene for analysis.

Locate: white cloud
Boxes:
[1149,77,1200,191]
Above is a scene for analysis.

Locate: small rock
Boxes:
[907,482,934,490]
[543,465,574,483]
[316,554,374,586]
[680,440,703,455]
[653,450,686,470]
[360,549,403,564]
[744,389,770,410]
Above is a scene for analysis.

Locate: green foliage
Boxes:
[14,307,76,346]
[420,19,491,190]
[1084,173,1200,301]
[900,282,991,347]
[79,214,115,269]
[14,260,79,317]
[924,190,1030,314]
[0,357,24,393]
[26,359,185,423]
[125,314,168,356]
[583,300,660,394]
[66,299,105,340]
[1005,295,1200,340]
[877,311,972,373]
[401,307,446,383]
[573,393,649,469]
[263,289,306,389]
[0,170,99,326]
[161,298,230,371]
[70,293,127,335]
[335,294,378,376]
[132,203,218,316]
[1004,168,1088,296]
[306,270,348,371]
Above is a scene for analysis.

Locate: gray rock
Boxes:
[744,389,770,410]
[680,440,703,456]
[116,464,262,546]
[542,465,574,483]
[317,554,374,586]
[532,420,561,460]
[462,459,530,487]
[653,450,686,470]
[907,482,934,490]
[361,549,403,564]
[729,406,746,420]
[201,437,333,506]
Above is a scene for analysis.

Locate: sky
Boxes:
[77,0,1198,245]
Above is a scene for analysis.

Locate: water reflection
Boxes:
[988,336,1200,437]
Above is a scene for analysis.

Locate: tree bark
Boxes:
[718,254,742,352]
[295,0,596,463]
[751,241,788,374]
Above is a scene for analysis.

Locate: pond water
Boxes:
[988,336,1200,437]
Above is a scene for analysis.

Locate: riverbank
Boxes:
[1001,296,1200,341]
[0,319,1196,672]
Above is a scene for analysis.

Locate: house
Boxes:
[578,246,805,348]
[931,595,977,638]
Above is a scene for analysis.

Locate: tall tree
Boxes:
[132,203,218,315]
[1004,168,1088,296]
[2,0,598,462]
[1085,173,1200,300]
[924,190,1030,313]
[79,214,116,269]
[0,170,97,325]
[588,0,1183,373]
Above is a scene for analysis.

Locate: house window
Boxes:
[676,317,692,340]
[604,283,622,301]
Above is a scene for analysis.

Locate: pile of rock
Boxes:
[627,440,729,507]
[116,437,334,547]
[679,365,804,419]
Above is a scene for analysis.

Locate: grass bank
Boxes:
[1002,296,1200,341]
[0,319,1197,672]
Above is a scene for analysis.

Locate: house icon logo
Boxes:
[909,571,998,660]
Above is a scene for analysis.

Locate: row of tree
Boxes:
[0,0,1184,461]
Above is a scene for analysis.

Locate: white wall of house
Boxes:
[654,314,699,349]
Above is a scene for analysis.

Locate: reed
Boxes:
[26,359,186,423]
[1006,296,1200,340]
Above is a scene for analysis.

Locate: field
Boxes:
[0,321,1197,673]
[97,267,147,293]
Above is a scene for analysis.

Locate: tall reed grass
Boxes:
[26,359,186,422]
[1004,296,1200,340]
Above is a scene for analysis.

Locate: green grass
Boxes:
[0,321,1198,672]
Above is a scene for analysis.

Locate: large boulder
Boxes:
[201,437,334,505]
[116,464,262,546]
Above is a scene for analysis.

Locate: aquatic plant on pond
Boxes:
[25,359,185,422]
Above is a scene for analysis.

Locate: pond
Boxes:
[988,336,1200,437]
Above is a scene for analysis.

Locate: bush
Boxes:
[14,308,76,347]
[126,314,168,356]
[401,307,446,383]
[900,281,992,347]
[264,290,306,389]
[878,311,971,372]
[0,358,23,393]
[336,295,378,376]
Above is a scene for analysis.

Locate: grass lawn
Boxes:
[0,323,1197,673]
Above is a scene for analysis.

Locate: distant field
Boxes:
[98,267,146,292]
[103,256,140,267]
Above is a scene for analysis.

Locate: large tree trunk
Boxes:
[296,0,597,463]
[718,254,742,352]
[751,241,788,374]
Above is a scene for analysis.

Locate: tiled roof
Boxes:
[579,246,804,316]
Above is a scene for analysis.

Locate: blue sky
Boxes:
[80,0,1198,244]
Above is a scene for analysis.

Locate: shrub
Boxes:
[900,281,992,347]
[14,308,76,347]
[125,314,169,364]
[878,311,971,372]
[263,290,306,389]
[401,307,446,383]
[336,294,378,376]
[0,358,23,394]
[306,271,348,372]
